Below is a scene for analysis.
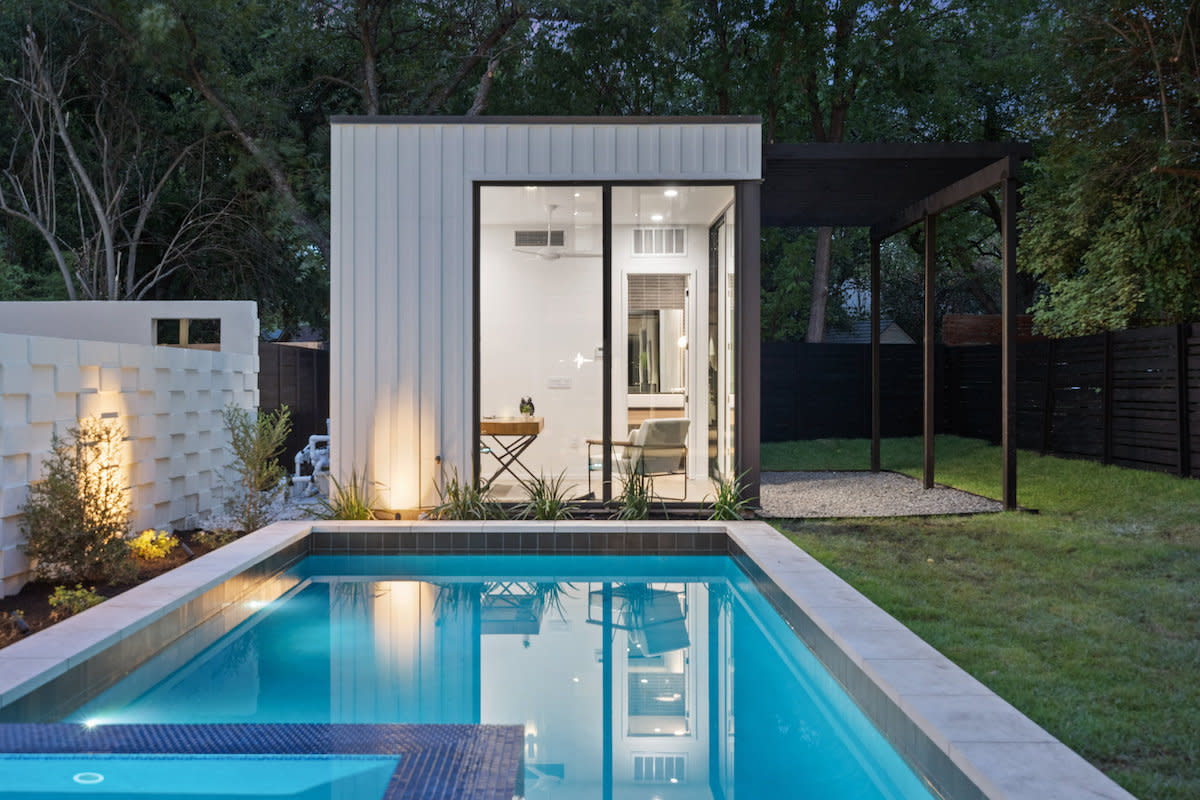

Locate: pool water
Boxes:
[66,555,937,799]
[0,754,399,799]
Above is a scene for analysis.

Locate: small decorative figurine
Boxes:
[519,396,535,417]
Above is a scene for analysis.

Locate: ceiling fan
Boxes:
[512,203,601,260]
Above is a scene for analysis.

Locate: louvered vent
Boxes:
[514,230,564,247]
[633,754,686,784]
[628,274,687,312]
[633,227,686,256]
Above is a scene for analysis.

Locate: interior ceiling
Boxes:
[480,185,734,228]
[762,143,1033,229]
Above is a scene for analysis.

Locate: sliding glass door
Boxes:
[478,183,736,503]
[478,185,603,500]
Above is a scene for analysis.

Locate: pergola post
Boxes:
[870,238,881,472]
[1002,157,1019,509]
[924,214,936,490]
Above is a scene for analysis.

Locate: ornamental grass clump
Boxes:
[515,471,578,520]
[318,466,379,520]
[612,463,653,520]
[20,416,133,584]
[220,404,291,533]
[706,470,754,520]
[430,468,504,520]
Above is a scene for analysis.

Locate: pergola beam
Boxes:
[871,157,1012,241]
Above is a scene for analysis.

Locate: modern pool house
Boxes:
[329,117,1032,514]
[0,117,1138,800]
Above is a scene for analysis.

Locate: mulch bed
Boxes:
[0,530,219,650]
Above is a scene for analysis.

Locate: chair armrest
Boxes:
[586,439,635,447]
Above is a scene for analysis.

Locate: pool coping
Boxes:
[0,520,1135,800]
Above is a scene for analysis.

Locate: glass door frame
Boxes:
[473,180,759,504]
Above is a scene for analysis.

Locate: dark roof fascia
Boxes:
[765,141,1033,161]
[331,114,763,126]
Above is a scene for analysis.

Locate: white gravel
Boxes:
[758,470,1002,518]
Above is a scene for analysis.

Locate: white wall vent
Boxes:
[514,229,564,247]
[633,227,686,256]
[633,754,686,784]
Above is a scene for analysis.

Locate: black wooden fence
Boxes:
[258,343,330,470]
[764,323,1200,478]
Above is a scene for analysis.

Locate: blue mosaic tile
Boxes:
[0,723,523,800]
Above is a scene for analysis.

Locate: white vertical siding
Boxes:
[331,119,761,509]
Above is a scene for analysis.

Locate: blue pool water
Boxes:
[63,555,936,799]
[0,754,398,799]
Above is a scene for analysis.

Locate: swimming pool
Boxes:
[0,520,1136,800]
[62,555,934,798]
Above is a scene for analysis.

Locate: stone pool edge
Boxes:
[0,519,1135,800]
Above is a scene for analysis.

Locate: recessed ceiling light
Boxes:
[651,214,664,222]
[525,186,537,191]
[574,192,581,198]
[663,189,678,197]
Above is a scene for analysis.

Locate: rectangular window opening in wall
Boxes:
[154,319,221,350]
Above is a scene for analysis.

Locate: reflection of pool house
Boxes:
[331,118,762,510]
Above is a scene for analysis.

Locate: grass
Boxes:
[764,436,1200,799]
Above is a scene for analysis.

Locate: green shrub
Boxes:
[128,528,179,560]
[706,470,755,520]
[195,528,239,549]
[48,584,105,619]
[612,463,652,520]
[515,472,578,520]
[220,405,291,533]
[20,417,133,583]
[318,467,379,520]
[430,468,504,520]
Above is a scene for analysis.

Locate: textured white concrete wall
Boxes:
[0,301,258,355]
[330,118,762,509]
[0,332,258,596]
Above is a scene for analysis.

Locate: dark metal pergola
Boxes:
[762,142,1033,510]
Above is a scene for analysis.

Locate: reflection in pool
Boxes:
[68,555,936,799]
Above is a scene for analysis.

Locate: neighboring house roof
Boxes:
[823,319,915,344]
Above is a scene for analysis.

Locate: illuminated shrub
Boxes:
[20,417,133,584]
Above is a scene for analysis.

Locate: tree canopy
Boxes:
[0,0,1195,340]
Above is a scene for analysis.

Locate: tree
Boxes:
[0,20,234,299]
[1022,0,1200,335]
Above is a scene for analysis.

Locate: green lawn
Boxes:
[764,436,1200,799]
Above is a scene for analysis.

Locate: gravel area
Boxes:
[758,470,1002,518]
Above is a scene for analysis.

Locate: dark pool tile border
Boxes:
[0,723,523,800]
[307,522,728,556]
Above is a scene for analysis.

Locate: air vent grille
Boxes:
[633,227,686,256]
[633,754,686,784]
[515,230,564,247]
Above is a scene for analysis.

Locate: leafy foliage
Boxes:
[48,584,105,619]
[128,529,179,560]
[220,405,291,533]
[1022,1,1200,335]
[20,417,133,584]
[514,471,579,521]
